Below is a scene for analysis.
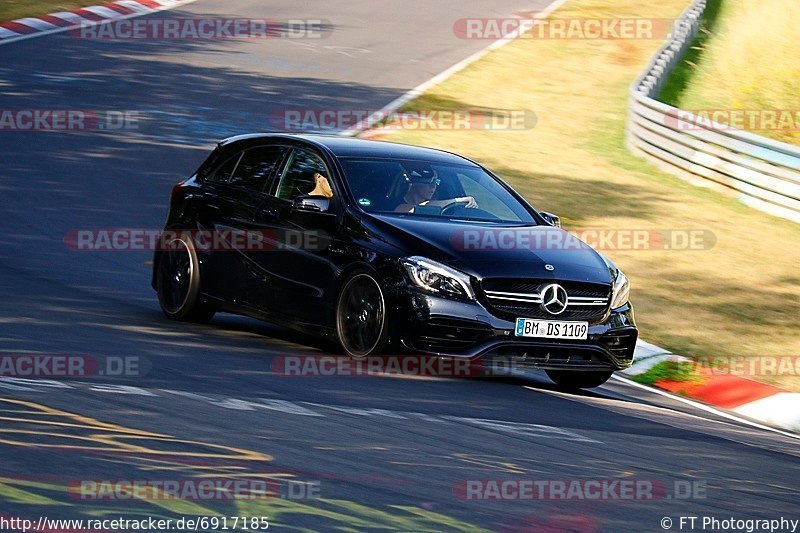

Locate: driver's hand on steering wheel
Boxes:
[455,196,478,208]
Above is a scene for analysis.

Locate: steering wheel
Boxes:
[440,199,471,216]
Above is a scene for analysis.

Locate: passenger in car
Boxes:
[308,172,334,198]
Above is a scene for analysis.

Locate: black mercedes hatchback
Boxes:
[152,133,637,389]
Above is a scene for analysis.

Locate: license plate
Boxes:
[515,318,588,340]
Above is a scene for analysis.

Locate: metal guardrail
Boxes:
[626,0,800,223]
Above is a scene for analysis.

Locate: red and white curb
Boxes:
[0,0,198,46]
[626,341,800,433]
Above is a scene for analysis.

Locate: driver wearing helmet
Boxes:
[394,166,477,213]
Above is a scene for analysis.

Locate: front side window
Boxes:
[228,146,286,192]
[276,148,332,201]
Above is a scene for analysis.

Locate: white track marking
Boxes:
[89,384,157,395]
[0,380,598,442]
[0,381,36,391]
[442,416,601,443]
[0,378,74,389]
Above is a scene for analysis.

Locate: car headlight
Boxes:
[401,256,475,300]
[610,270,630,309]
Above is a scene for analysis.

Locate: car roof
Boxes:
[219,133,479,166]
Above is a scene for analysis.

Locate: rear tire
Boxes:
[335,271,389,358]
[546,370,612,390]
[156,235,215,323]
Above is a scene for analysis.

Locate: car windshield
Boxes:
[339,158,538,224]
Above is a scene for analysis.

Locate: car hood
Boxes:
[366,214,614,284]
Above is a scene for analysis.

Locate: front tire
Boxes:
[156,235,215,323]
[546,370,612,390]
[335,271,389,358]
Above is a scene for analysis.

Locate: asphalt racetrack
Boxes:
[0,1,798,531]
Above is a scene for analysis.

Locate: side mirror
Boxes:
[540,211,561,228]
[292,195,330,213]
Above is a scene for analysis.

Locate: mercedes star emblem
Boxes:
[540,283,568,315]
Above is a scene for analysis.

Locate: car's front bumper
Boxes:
[395,290,637,371]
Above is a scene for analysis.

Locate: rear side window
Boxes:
[206,152,242,183]
[228,146,287,192]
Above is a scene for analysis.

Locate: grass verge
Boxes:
[366,0,800,390]
[660,0,800,145]
[629,361,701,387]
[0,1,103,22]
[657,0,723,106]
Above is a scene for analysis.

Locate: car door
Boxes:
[191,147,243,302]
[249,146,340,326]
[195,144,288,308]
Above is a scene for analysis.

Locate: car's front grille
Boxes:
[479,278,611,322]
